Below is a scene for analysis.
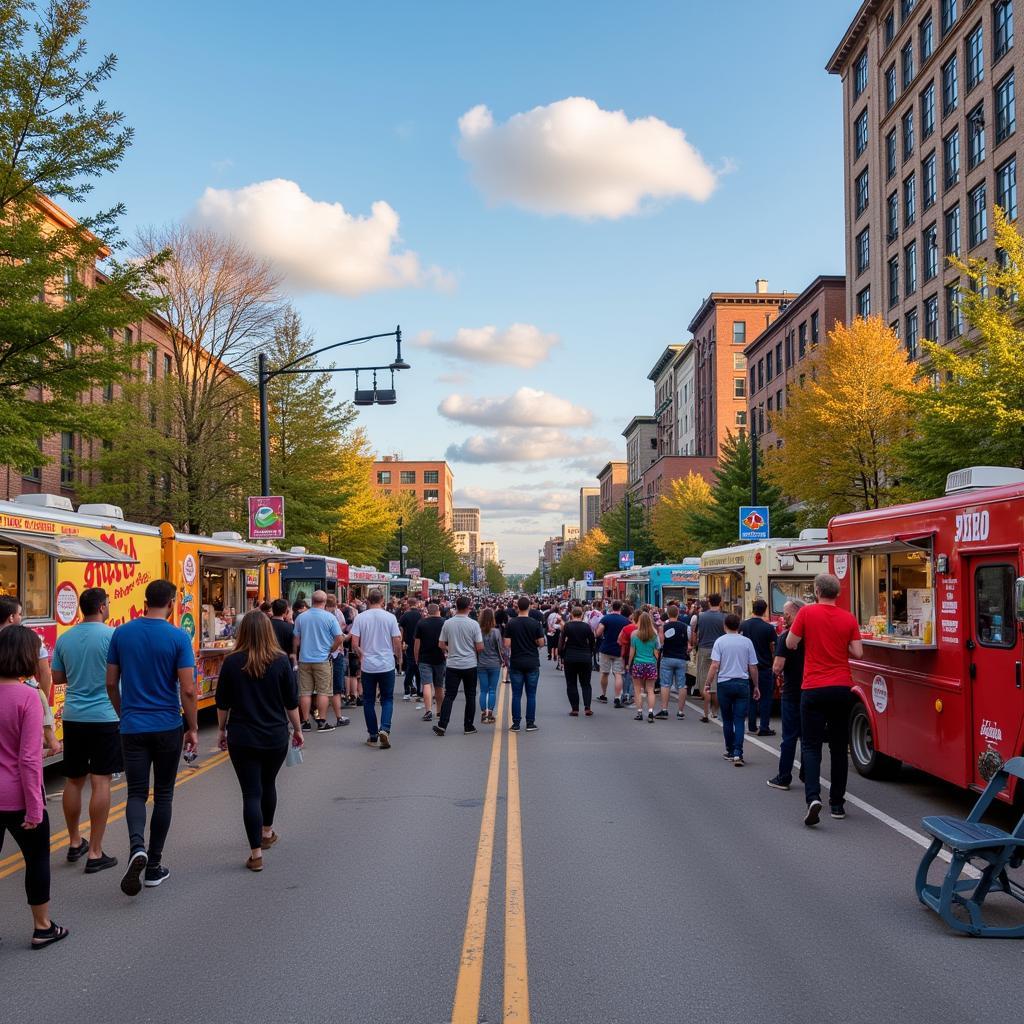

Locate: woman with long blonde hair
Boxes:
[627,611,661,723]
[216,610,304,871]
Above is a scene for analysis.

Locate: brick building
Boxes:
[622,416,659,494]
[647,344,685,457]
[638,455,719,508]
[579,487,600,535]
[672,342,697,456]
[596,461,628,516]
[372,457,454,528]
[829,0,1020,353]
[744,275,847,447]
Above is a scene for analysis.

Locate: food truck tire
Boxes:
[849,701,901,780]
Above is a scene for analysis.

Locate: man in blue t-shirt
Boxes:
[106,579,197,897]
[595,601,629,705]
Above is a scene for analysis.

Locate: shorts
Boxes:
[418,662,445,687]
[62,720,123,777]
[599,652,624,674]
[331,654,346,695]
[347,651,361,677]
[631,662,658,682]
[659,657,687,689]
[298,661,333,697]
[696,648,716,694]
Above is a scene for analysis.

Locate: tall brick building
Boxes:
[372,457,454,528]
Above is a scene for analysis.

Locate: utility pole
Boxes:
[624,493,631,554]
[751,421,759,506]
[398,516,404,575]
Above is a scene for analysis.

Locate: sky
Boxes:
[81,0,857,571]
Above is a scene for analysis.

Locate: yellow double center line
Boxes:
[451,685,530,1023]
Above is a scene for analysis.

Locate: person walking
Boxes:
[350,589,402,748]
[324,594,351,729]
[786,574,863,826]
[628,611,660,723]
[398,597,423,702]
[0,596,59,757]
[703,614,759,767]
[504,596,545,732]
[594,600,628,706]
[767,600,805,792]
[691,595,726,723]
[476,607,505,724]
[741,598,779,737]
[216,611,304,871]
[105,579,197,896]
[433,596,484,736]
[618,605,637,707]
[559,606,595,716]
[414,603,446,722]
[545,607,563,667]
[0,626,68,948]
[293,590,344,733]
[52,587,119,874]
[657,603,688,720]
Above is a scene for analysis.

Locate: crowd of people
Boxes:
[0,571,863,949]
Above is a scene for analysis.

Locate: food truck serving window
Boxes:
[200,563,245,646]
[854,540,935,643]
[975,564,1016,649]
[770,579,816,616]
[0,542,51,619]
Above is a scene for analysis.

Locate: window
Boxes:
[920,82,936,137]
[886,64,898,110]
[885,10,896,47]
[60,432,74,486]
[798,322,808,358]
[736,410,747,428]
[903,108,915,158]
[904,173,917,225]
[423,489,439,503]
[902,40,915,88]
[732,321,746,345]
[62,265,74,303]
[732,353,746,370]
[886,130,899,180]
[734,377,746,399]
[996,71,1016,142]
[890,318,902,340]
[853,542,934,636]
[905,307,920,359]
[920,12,934,63]
[924,293,940,340]
[377,470,391,484]
[784,333,793,368]
[856,228,871,273]
[946,281,964,337]
[749,366,756,394]
[943,127,960,186]
[942,55,959,113]
[924,222,939,279]
[858,287,872,318]
[766,350,774,381]
[147,348,157,381]
[855,48,869,98]
[975,564,1016,647]
[941,0,957,36]
[775,341,783,369]
[966,22,984,90]
[945,203,961,255]
[757,359,764,391]
[103,380,113,402]
[856,168,870,214]
[922,151,937,207]
[124,327,133,344]
[905,240,918,294]
[995,1,1014,62]
[901,0,915,23]
[0,543,51,618]
[163,353,172,377]
[888,191,900,240]
[855,108,869,157]
[967,102,986,168]
[811,311,820,344]
[969,182,988,246]
[424,469,439,484]
[997,156,1018,219]
[399,470,416,484]
[888,256,901,307]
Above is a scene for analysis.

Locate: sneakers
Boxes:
[67,838,89,863]
[722,751,734,760]
[464,727,478,735]
[120,849,148,896]
[84,853,118,874]
[700,715,710,723]
[766,777,791,791]
[432,725,446,737]
[509,722,521,731]
[733,756,745,767]
[655,709,669,719]
[300,720,312,732]
[647,711,655,723]
[613,698,623,709]
[366,736,378,747]
[402,694,411,701]
[317,720,335,732]
[525,722,538,732]
[144,864,170,888]
[421,710,433,722]
[634,711,644,721]
[757,729,777,737]
[335,716,350,727]
[415,703,425,710]
[378,730,391,749]
[804,799,823,828]
[830,804,847,820]
[676,711,686,720]
[597,694,609,704]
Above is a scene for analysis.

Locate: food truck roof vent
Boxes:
[289,546,307,555]
[944,466,1024,495]
[77,503,124,520]
[13,493,74,511]
[798,528,828,541]
[211,531,244,543]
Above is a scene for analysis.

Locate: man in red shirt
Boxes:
[786,573,864,828]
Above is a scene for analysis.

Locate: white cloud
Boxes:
[446,428,610,464]
[415,323,558,368]
[193,178,452,296]
[436,372,470,385]
[457,96,717,219]
[456,485,578,515]
[439,387,592,428]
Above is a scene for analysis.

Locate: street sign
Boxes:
[618,550,635,570]
[583,570,595,584]
[439,572,450,584]
[408,567,420,578]
[248,496,285,540]
[388,560,401,573]
[739,505,770,542]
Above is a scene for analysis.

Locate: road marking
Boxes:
[451,685,506,1024]
[504,721,530,1023]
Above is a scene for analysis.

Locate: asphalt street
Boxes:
[2,657,1024,1024]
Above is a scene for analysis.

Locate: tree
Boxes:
[651,473,714,560]
[595,495,662,574]
[521,567,542,593]
[483,560,507,593]
[552,527,608,585]
[685,430,795,550]
[900,208,1024,496]
[381,495,467,582]
[766,317,924,519]
[0,0,166,470]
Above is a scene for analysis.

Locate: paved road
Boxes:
[2,658,1023,1024]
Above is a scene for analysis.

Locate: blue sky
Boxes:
[83,0,857,571]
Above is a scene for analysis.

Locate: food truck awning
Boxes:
[198,549,307,569]
[776,535,933,559]
[699,563,745,575]
[0,530,138,564]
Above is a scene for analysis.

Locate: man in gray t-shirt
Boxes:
[691,595,727,723]
[434,596,484,736]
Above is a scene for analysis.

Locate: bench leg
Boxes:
[915,839,944,907]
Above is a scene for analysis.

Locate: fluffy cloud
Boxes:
[415,324,558,368]
[193,178,451,296]
[446,428,610,464]
[456,486,578,515]
[439,387,592,428]
[457,97,717,219]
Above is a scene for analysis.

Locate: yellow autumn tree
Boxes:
[651,472,713,560]
[552,526,608,585]
[766,316,924,520]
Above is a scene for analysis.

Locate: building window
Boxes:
[924,222,939,279]
[890,318,902,341]
[736,410,748,428]
[856,227,871,274]
[855,108,869,157]
[905,240,918,294]
[733,377,745,399]
[163,353,172,377]
[969,182,988,246]
[902,40,915,88]
[997,155,1018,219]
[888,256,901,308]
[886,64,898,110]
[995,1,1014,62]
[920,82,936,138]
[798,322,808,359]
[943,127,960,187]
[946,282,964,337]
[905,307,920,359]
[377,470,391,484]
[885,131,897,182]
[60,432,74,486]
[855,48,869,98]
[941,0,957,37]
[733,352,746,370]
[945,203,961,255]
[784,333,793,368]
[424,469,439,484]
[399,470,416,484]
[922,151,937,208]
[811,311,820,344]
[901,0,916,24]
[423,489,439,503]
[967,102,986,168]
[887,191,900,240]
[749,366,756,394]
[147,347,157,381]
[885,9,896,47]
[103,381,113,402]
[924,293,939,341]
[732,321,746,345]
[904,173,917,226]
[856,168,870,214]
[775,340,783,367]
[996,71,1016,142]
[920,12,933,63]
[902,108,915,158]
[942,55,959,113]
[23,440,42,483]
[765,350,774,382]
[757,359,764,391]
[125,327,133,343]
[966,22,984,91]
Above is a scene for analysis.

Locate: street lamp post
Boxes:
[397,516,404,575]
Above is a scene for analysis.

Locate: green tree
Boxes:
[0,0,166,470]
[684,431,795,550]
[595,495,662,574]
[521,567,541,593]
[483,560,507,593]
[651,473,714,560]
[552,527,607,585]
[381,495,467,582]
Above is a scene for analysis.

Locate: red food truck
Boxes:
[781,466,1024,800]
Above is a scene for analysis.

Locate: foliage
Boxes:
[521,567,541,593]
[0,0,166,469]
[483,560,507,593]
[551,527,608,585]
[595,496,662,574]
[380,494,468,583]
[651,473,713,561]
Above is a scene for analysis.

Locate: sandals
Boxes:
[32,922,69,950]
[246,855,263,872]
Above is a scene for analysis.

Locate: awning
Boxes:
[199,549,306,570]
[776,536,933,559]
[700,563,745,575]
[0,530,137,564]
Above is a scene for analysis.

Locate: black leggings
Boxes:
[0,809,50,905]
[228,744,289,850]
[564,661,593,711]
[123,726,182,865]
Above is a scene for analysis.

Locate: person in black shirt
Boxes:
[413,604,446,722]
[269,599,295,661]
[559,606,595,715]
[216,611,303,872]
[741,599,779,736]
[768,600,806,790]
[398,598,423,701]
[504,597,546,731]
[657,603,689,720]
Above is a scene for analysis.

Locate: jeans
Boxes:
[331,653,346,695]
[622,669,634,699]
[0,808,50,905]
[563,661,592,711]
[440,666,478,731]
[122,726,183,864]
[749,666,774,732]
[404,655,420,695]
[777,698,802,784]
[509,666,540,725]
[717,679,749,759]
[478,666,500,712]
[362,670,396,737]
[801,686,852,806]
[227,743,288,850]
[659,657,687,691]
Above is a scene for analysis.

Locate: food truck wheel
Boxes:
[849,701,901,780]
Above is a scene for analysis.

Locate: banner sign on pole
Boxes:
[618,550,635,570]
[388,560,401,573]
[248,496,285,540]
[439,572,450,584]
[583,570,595,584]
[739,506,770,542]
